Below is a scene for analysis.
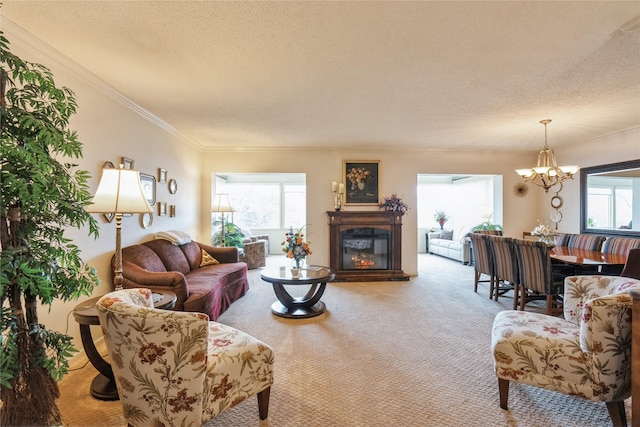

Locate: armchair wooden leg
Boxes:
[512,285,519,310]
[498,378,509,410]
[257,386,271,420]
[605,401,627,427]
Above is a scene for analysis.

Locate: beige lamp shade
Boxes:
[211,194,234,213]
[86,168,152,214]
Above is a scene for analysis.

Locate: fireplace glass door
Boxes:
[340,227,390,270]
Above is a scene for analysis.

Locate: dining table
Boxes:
[550,246,628,271]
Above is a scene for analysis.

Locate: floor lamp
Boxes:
[85,166,152,290]
[212,194,234,247]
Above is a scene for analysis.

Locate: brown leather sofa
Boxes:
[112,239,249,320]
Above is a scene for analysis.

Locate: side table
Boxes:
[73,289,177,400]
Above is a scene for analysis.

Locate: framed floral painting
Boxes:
[343,160,380,205]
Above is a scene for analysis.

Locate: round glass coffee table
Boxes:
[260,265,335,318]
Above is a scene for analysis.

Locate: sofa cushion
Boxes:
[121,244,167,272]
[200,249,220,267]
[144,239,191,275]
[180,241,203,271]
[441,230,453,240]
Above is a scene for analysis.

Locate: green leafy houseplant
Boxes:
[212,217,245,248]
[0,32,100,425]
[471,221,503,232]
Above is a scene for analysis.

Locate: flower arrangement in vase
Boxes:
[379,194,409,215]
[531,222,555,246]
[281,226,312,270]
[434,210,448,230]
[346,167,372,191]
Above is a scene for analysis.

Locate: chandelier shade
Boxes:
[515,119,579,192]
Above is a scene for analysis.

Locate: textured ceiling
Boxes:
[2,1,640,152]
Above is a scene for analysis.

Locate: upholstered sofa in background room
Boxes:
[113,232,249,320]
[427,228,471,264]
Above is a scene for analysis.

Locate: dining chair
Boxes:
[601,238,640,275]
[474,229,503,236]
[512,238,564,315]
[553,232,571,247]
[486,235,518,308]
[567,234,606,251]
[560,234,607,276]
[469,232,495,298]
[621,248,640,280]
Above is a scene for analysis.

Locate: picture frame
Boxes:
[158,202,167,217]
[121,157,134,169]
[158,168,167,183]
[139,173,156,206]
[168,178,178,194]
[343,160,380,205]
[140,212,153,229]
[169,204,176,218]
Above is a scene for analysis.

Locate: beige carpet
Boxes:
[57,254,632,426]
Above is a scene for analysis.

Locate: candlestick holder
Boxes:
[333,192,342,211]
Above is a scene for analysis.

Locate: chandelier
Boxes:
[515,119,579,193]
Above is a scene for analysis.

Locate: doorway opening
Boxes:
[417,174,503,253]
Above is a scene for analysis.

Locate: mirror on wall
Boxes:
[580,159,640,237]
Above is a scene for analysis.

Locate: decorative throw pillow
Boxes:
[441,230,454,241]
[200,249,220,267]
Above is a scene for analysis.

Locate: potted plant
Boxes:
[434,210,448,230]
[0,32,100,425]
[379,194,409,215]
[471,221,503,232]
[211,217,245,248]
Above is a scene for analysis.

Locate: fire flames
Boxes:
[352,254,376,269]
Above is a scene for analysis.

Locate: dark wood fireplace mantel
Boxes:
[327,211,409,282]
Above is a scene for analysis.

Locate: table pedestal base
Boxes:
[90,373,119,401]
[271,300,325,319]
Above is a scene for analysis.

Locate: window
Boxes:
[214,174,306,230]
[587,181,633,229]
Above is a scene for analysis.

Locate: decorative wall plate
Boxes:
[550,210,563,223]
[168,179,178,194]
[550,195,563,209]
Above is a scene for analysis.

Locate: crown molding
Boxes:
[2,18,203,151]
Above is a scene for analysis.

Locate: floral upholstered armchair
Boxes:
[491,275,640,426]
[97,288,274,427]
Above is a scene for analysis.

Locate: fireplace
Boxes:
[327,211,408,281]
[341,228,390,271]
